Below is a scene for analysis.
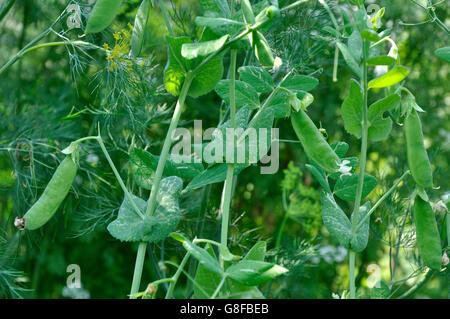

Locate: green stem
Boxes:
[349,250,356,298]
[447,212,450,248]
[129,242,147,298]
[275,188,289,248]
[354,171,410,231]
[211,276,226,299]
[348,39,369,299]
[96,136,144,220]
[165,252,191,299]
[129,73,194,298]
[219,50,237,258]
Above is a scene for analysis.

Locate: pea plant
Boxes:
[2,0,448,299]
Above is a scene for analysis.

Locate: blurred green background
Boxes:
[0,0,448,298]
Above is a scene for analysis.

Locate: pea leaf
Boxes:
[435,46,450,63]
[107,177,183,242]
[306,164,331,193]
[226,260,288,286]
[85,0,123,33]
[195,16,244,36]
[368,66,409,89]
[131,0,151,57]
[238,66,274,93]
[348,30,362,62]
[184,164,248,191]
[193,244,223,298]
[189,54,225,98]
[130,148,203,190]
[183,239,224,275]
[181,35,229,59]
[267,90,291,118]
[243,241,266,261]
[320,191,352,248]
[367,94,400,141]
[351,202,371,252]
[333,174,378,202]
[369,281,391,299]
[360,29,380,42]
[367,56,396,66]
[341,79,363,138]
[330,142,349,158]
[215,80,260,109]
[281,75,319,92]
[336,42,362,78]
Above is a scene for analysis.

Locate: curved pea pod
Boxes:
[414,196,442,270]
[404,110,433,188]
[252,30,274,68]
[15,156,78,230]
[291,110,340,173]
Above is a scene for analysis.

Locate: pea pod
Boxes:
[414,196,442,270]
[15,155,78,230]
[291,110,340,173]
[255,5,280,25]
[252,30,274,68]
[404,110,433,188]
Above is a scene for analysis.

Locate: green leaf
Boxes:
[193,244,223,298]
[281,75,319,92]
[267,90,291,118]
[336,42,362,78]
[305,164,331,193]
[195,16,244,36]
[368,66,409,89]
[107,177,183,242]
[181,35,229,59]
[226,260,287,286]
[183,239,223,275]
[85,0,123,33]
[350,202,371,252]
[367,56,396,66]
[215,80,260,109]
[131,0,151,57]
[348,30,362,62]
[243,241,266,261]
[341,79,363,138]
[369,281,391,299]
[367,94,400,141]
[130,148,203,190]
[360,29,380,42]
[333,174,377,202]
[320,191,352,248]
[435,46,450,63]
[184,164,248,191]
[189,54,225,98]
[330,142,349,158]
[238,66,274,93]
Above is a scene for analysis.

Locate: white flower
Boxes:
[442,252,449,266]
[337,159,352,176]
[271,57,283,72]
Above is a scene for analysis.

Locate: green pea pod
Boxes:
[404,109,433,188]
[291,110,340,173]
[414,196,442,270]
[15,155,78,230]
[241,0,255,24]
[252,30,274,68]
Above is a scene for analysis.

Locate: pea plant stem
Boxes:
[349,39,369,299]
[219,49,237,260]
[211,276,226,299]
[129,73,194,298]
[165,252,191,299]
